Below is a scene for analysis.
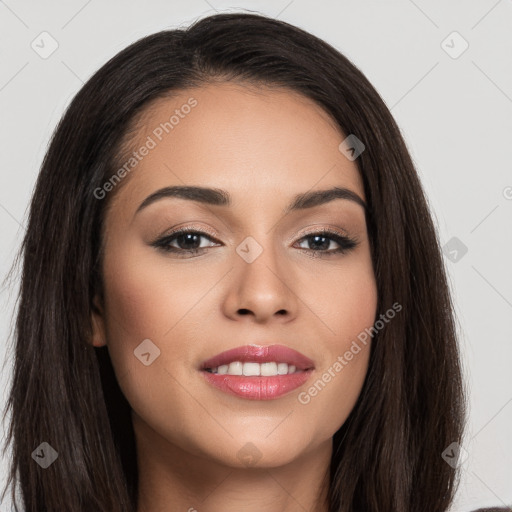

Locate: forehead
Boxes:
[108,82,365,217]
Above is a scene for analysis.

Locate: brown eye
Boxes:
[295,230,358,256]
[152,229,220,257]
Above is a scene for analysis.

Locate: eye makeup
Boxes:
[150,226,359,259]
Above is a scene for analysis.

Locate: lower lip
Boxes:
[201,370,313,400]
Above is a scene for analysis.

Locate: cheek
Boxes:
[99,248,207,439]
[307,250,378,348]
[99,246,179,380]
[99,243,221,414]
[101,243,210,357]
[296,255,377,434]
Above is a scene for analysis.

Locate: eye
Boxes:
[151,228,220,257]
[294,229,358,257]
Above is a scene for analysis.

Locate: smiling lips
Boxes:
[200,344,315,400]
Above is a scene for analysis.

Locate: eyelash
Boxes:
[151,227,358,259]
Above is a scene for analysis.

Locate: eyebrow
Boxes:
[135,185,367,217]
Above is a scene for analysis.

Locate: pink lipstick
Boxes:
[200,344,314,400]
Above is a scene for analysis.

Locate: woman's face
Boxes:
[92,82,378,469]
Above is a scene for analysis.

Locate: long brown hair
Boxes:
[2,12,470,512]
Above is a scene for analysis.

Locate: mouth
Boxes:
[199,344,315,400]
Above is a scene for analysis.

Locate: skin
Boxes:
[91,82,378,512]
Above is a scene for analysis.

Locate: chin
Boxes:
[210,433,319,470]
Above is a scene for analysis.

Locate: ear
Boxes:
[90,294,107,347]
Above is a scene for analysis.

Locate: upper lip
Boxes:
[200,344,315,371]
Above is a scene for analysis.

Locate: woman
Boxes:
[1,11,508,512]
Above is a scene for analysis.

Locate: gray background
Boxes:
[1,1,511,510]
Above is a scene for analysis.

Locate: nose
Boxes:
[222,242,299,324]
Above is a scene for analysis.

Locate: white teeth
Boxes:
[243,362,260,376]
[217,364,229,375]
[208,361,300,376]
[277,363,288,375]
[228,361,243,375]
[260,362,278,376]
